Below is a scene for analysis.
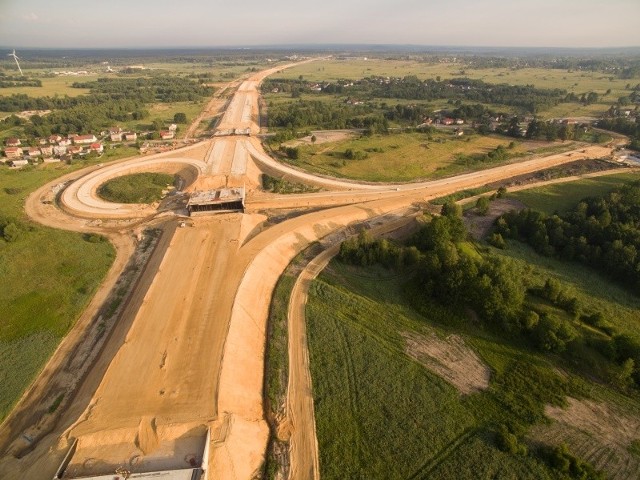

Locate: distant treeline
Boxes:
[462,55,640,78]
[0,49,284,69]
[265,76,568,114]
[71,76,213,102]
[0,76,213,137]
[266,99,388,133]
[0,76,212,112]
[0,73,42,88]
[367,76,566,113]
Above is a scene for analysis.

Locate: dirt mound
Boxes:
[532,397,640,480]
[402,331,490,394]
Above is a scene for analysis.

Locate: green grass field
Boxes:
[307,263,560,479]
[0,75,96,97]
[305,234,640,478]
[125,100,206,134]
[509,172,640,214]
[281,132,570,182]
[97,172,175,204]
[0,161,117,420]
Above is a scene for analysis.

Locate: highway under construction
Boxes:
[0,58,616,480]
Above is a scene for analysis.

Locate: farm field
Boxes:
[306,247,640,479]
[0,56,279,98]
[280,132,576,182]
[272,58,634,119]
[0,75,96,97]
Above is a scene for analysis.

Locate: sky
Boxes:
[0,0,639,49]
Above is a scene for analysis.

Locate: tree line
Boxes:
[496,181,640,294]
[266,99,389,133]
[338,199,640,392]
[596,117,640,150]
[0,76,213,137]
[266,76,571,114]
[71,76,213,102]
[0,76,213,112]
[0,73,42,88]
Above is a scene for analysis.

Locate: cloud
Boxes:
[21,12,50,24]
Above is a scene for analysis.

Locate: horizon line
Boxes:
[1,43,640,52]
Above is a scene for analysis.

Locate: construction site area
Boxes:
[0,57,624,480]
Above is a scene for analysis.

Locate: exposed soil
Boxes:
[284,130,356,147]
[402,331,491,395]
[464,198,527,240]
[531,397,640,480]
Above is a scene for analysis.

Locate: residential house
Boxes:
[3,147,23,159]
[441,118,455,126]
[26,148,41,158]
[168,123,178,132]
[67,146,83,155]
[40,146,54,156]
[73,134,97,145]
[5,138,21,147]
[58,138,72,147]
[53,145,67,156]
[110,127,123,141]
[48,134,62,144]
[90,142,104,153]
[455,119,465,125]
[124,131,137,141]
[160,130,174,140]
[43,157,61,163]
[10,159,29,167]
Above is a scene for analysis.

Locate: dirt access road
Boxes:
[0,56,617,480]
[285,210,421,480]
